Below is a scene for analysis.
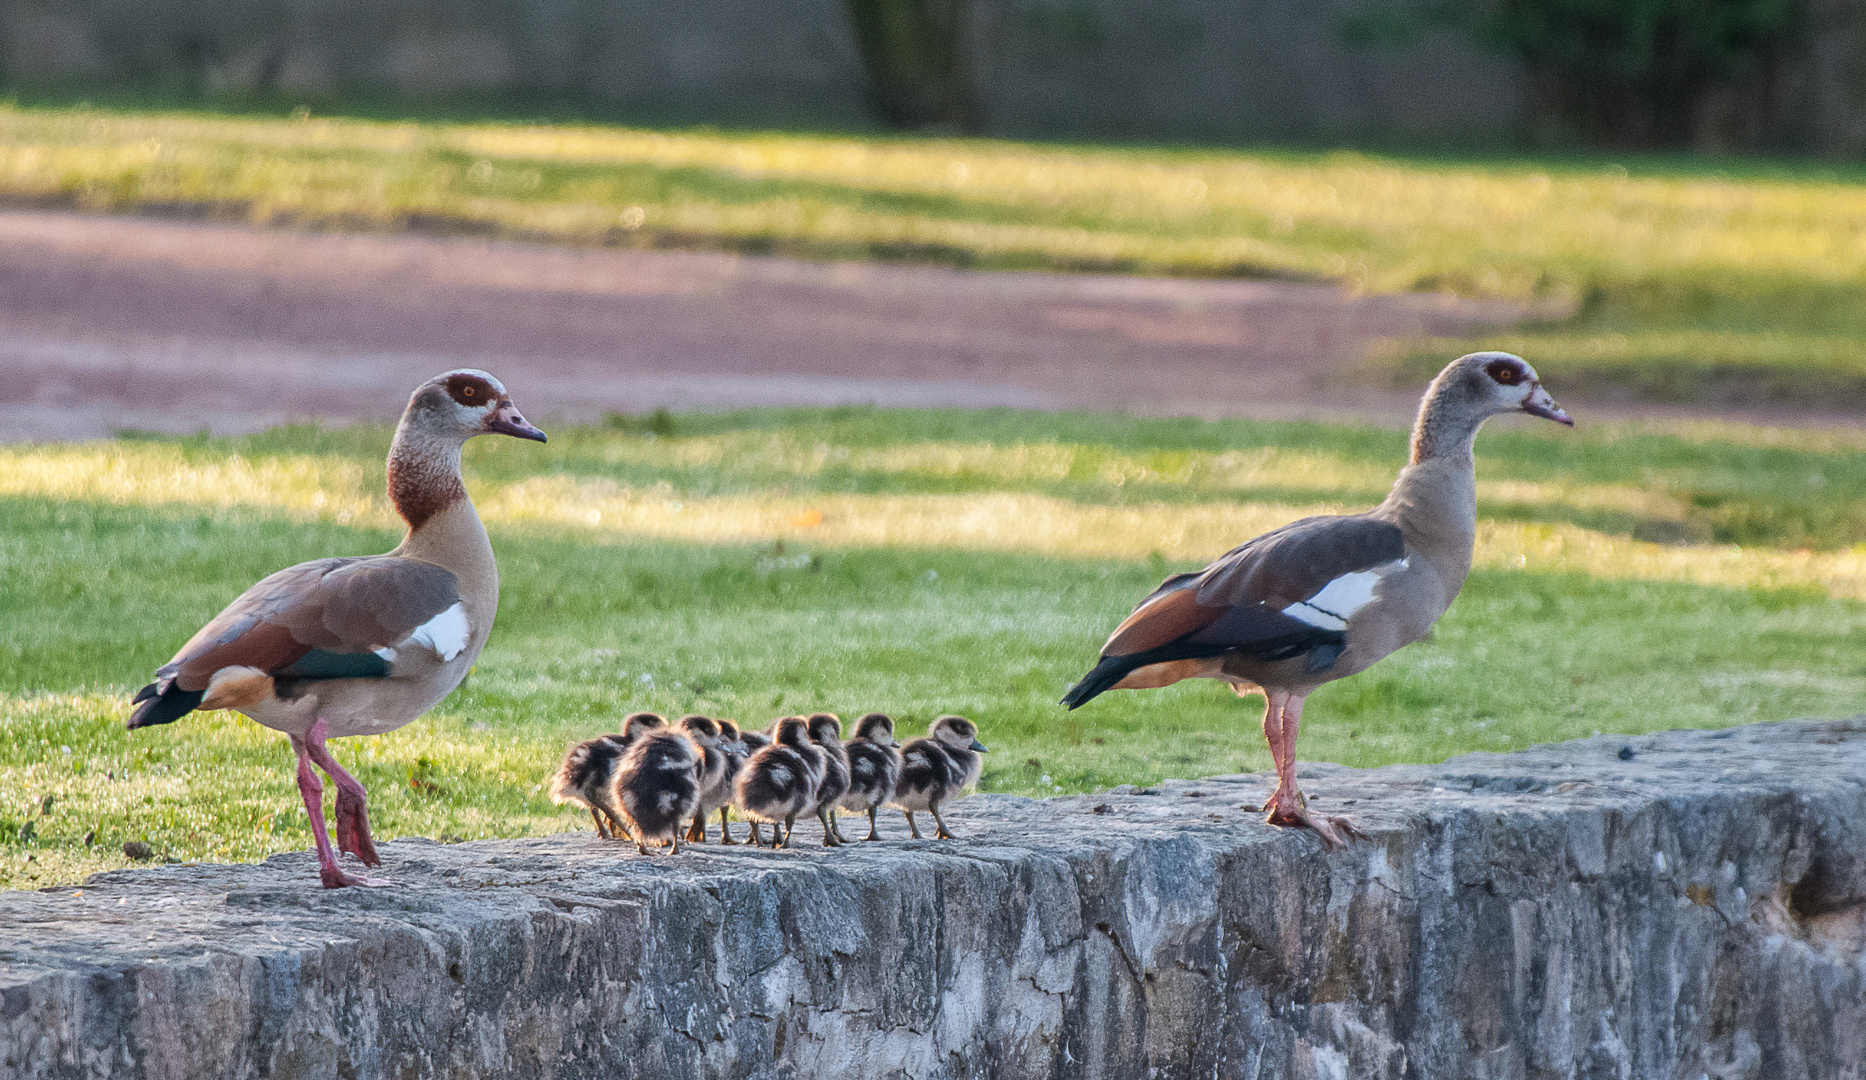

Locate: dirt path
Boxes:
[0,209,1580,441]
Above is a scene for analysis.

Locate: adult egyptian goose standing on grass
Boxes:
[550,711,667,841]
[1061,353,1571,846]
[839,713,903,841]
[128,370,546,887]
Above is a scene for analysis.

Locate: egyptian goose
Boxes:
[890,715,988,840]
[127,370,545,888]
[729,724,774,845]
[839,713,903,841]
[676,715,735,843]
[549,711,666,840]
[695,718,751,844]
[1061,353,1572,846]
[805,713,853,846]
[735,716,822,848]
[610,727,705,855]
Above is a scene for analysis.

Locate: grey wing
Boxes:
[1193,515,1406,615]
[159,556,462,692]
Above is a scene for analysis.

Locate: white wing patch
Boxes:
[408,602,471,661]
[1282,558,1408,631]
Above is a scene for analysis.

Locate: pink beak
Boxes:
[1522,383,1573,426]
[485,401,548,442]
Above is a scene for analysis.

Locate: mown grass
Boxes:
[3,407,1864,888]
[2,101,1864,404]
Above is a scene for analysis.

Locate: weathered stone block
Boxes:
[4,720,1863,1078]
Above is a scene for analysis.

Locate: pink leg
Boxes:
[290,733,388,888]
[1260,691,1361,849]
[300,719,380,867]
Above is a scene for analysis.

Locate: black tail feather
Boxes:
[1060,654,1142,710]
[1060,627,1346,710]
[128,683,204,729]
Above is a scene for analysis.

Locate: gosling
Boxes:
[890,715,988,840]
[839,713,903,841]
[806,713,853,846]
[735,716,823,849]
[677,715,736,844]
[730,723,774,845]
[548,711,666,840]
[611,724,705,855]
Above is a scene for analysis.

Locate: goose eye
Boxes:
[1484,360,1521,385]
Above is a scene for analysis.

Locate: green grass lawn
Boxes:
[4,407,1864,888]
[2,101,1865,405]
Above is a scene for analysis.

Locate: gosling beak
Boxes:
[1521,383,1573,426]
[485,400,548,442]
[970,739,989,752]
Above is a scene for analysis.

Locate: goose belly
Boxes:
[239,648,478,738]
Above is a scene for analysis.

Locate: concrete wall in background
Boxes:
[1,0,1861,152]
[0,0,1527,143]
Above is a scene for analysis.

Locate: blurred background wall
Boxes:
[1,0,1862,153]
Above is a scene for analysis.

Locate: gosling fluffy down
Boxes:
[734,716,823,848]
[839,713,903,841]
[611,727,704,855]
[729,723,775,845]
[890,715,988,840]
[548,711,666,839]
[806,713,853,846]
[677,714,735,843]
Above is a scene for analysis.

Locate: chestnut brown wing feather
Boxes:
[1101,579,1219,657]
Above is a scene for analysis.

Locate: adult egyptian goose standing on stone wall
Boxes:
[128,370,546,887]
[1061,353,1571,846]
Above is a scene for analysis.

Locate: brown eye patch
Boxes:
[1484,359,1524,385]
[445,373,496,406]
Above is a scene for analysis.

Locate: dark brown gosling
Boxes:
[839,713,903,841]
[731,724,774,845]
[806,713,853,846]
[611,726,704,855]
[677,715,734,844]
[734,716,822,849]
[548,711,666,840]
[889,715,988,840]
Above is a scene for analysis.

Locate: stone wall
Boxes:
[0,0,1525,141]
[4,720,1865,1078]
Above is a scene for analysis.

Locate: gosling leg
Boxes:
[864,806,881,842]
[717,807,737,845]
[931,803,957,841]
[819,808,842,847]
[829,808,852,844]
[903,810,922,840]
[589,808,610,839]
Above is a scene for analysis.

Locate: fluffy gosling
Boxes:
[611,725,704,855]
[839,713,903,841]
[730,724,774,845]
[548,711,665,840]
[735,716,823,849]
[805,713,853,846]
[678,715,738,844]
[890,715,988,840]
